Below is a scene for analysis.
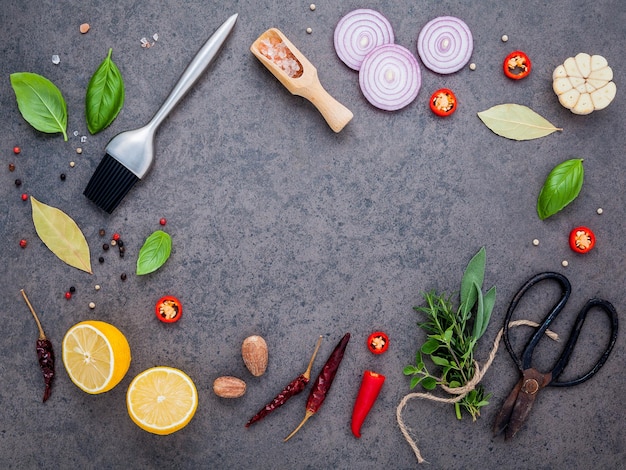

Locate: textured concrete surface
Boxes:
[1,1,624,468]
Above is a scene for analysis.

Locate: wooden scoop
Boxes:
[251,28,353,133]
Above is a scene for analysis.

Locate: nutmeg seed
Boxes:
[213,376,246,398]
[241,335,269,377]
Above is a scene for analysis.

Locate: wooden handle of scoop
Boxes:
[295,79,354,133]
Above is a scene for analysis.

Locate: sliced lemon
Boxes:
[126,366,198,435]
[62,320,131,394]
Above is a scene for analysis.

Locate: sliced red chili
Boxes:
[155,296,182,323]
[351,370,385,438]
[569,226,595,254]
[504,51,531,80]
[429,88,457,117]
[367,331,389,354]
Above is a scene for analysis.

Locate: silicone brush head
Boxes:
[83,153,139,214]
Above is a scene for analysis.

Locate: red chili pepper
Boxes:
[503,51,531,80]
[245,336,323,428]
[155,296,182,323]
[367,331,389,355]
[429,88,457,117]
[569,226,595,253]
[284,332,350,441]
[351,370,385,438]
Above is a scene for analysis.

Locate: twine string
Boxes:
[396,319,560,464]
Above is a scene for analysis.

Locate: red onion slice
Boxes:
[334,9,395,71]
[417,16,473,74]
[359,44,421,111]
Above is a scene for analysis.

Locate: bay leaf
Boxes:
[30,197,92,274]
[477,104,562,141]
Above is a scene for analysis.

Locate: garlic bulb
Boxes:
[552,53,616,115]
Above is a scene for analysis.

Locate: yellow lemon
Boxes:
[62,320,131,394]
[126,366,198,435]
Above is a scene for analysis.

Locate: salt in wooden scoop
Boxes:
[251,28,353,132]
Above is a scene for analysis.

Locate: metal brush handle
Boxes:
[147,13,238,131]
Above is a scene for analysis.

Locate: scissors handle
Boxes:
[550,297,618,386]
[503,272,571,371]
[504,272,619,387]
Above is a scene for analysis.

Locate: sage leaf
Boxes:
[136,230,172,275]
[537,159,584,220]
[10,72,68,140]
[86,48,125,134]
[460,247,486,315]
[30,197,92,274]
[478,286,496,340]
[477,104,562,141]
[471,282,485,341]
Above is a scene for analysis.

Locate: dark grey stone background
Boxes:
[1,1,624,468]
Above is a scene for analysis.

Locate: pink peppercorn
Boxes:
[113,233,120,241]
[21,193,28,201]
[159,218,167,226]
[65,291,72,300]
[13,146,21,154]
[19,239,27,248]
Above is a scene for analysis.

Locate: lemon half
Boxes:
[126,366,198,435]
[62,320,132,394]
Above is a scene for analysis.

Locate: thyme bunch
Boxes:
[403,247,496,420]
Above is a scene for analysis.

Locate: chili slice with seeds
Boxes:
[569,226,595,253]
[155,296,182,323]
[429,88,457,116]
[504,51,531,80]
[367,331,389,354]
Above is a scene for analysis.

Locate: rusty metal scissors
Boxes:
[493,272,618,439]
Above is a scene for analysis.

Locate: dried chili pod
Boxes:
[284,332,350,441]
[245,335,323,427]
[20,290,54,402]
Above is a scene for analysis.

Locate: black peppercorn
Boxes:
[103,243,109,251]
[60,173,66,181]
[15,178,22,186]
[99,256,105,263]
[117,240,124,248]
[99,229,106,237]
[120,273,127,281]
[69,286,76,293]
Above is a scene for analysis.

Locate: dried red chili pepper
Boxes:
[155,296,182,323]
[245,336,323,427]
[503,51,531,80]
[284,332,351,441]
[429,88,457,117]
[367,331,389,354]
[351,370,385,438]
[569,226,596,253]
[21,290,54,402]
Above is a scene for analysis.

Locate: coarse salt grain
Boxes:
[52,55,60,65]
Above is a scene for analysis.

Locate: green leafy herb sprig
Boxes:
[537,158,584,220]
[403,247,496,420]
[136,230,172,275]
[10,72,68,140]
[86,48,125,134]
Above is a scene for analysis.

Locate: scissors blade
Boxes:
[504,368,550,439]
[493,377,523,437]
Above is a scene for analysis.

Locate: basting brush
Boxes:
[84,13,238,213]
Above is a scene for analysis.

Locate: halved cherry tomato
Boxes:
[504,51,531,80]
[367,331,389,354]
[155,296,182,323]
[569,226,595,254]
[429,88,457,117]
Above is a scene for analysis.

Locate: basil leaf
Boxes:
[10,72,68,140]
[460,247,486,316]
[86,48,125,134]
[537,159,584,220]
[136,230,172,275]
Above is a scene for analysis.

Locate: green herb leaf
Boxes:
[136,230,172,275]
[410,376,422,389]
[30,197,92,273]
[403,365,420,375]
[430,355,450,367]
[478,286,496,340]
[86,48,125,134]
[460,247,486,315]
[477,104,562,141]
[421,377,438,390]
[10,72,68,140]
[420,338,440,355]
[537,159,584,220]
[471,282,485,341]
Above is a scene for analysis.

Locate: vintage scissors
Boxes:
[493,272,618,439]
